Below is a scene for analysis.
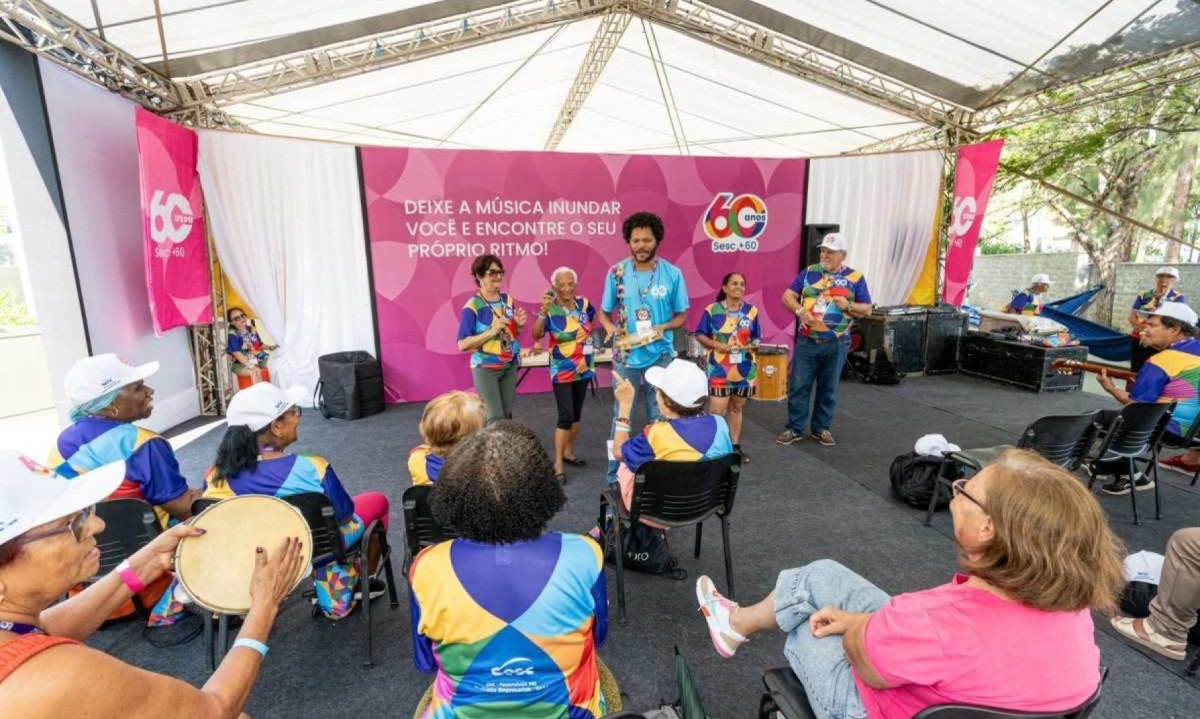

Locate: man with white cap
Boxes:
[50,354,196,525]
[777,232,872,447]
[1129,266,1186,372]
[0,452,306,717]
[611,359,733,513]
[1098,301,1200,491]
[1004,273,1051,316]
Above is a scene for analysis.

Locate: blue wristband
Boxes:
[232,638,269,658]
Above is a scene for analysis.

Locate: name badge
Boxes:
[728,350,743,364]
[813,298,828,316]
[583,338,595,355]
[635,307,652,335]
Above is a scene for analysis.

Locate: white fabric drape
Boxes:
[807,151,943,305]
[198,132,374,400]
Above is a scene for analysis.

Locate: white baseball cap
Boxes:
[1156,266,1180,279]
[226,383,308,432]
[1030,273,1052,285]
[0,451,123,546]
[645,359,708,408]
[1151,301,1199,326]
[65,353,159,408]
[818,233,847,252]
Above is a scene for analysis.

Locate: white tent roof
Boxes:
[40,0,1200,155]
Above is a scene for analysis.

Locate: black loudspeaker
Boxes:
[802,224,840,268]
[856,312,926,375]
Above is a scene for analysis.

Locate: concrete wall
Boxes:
[968,252,1094,313]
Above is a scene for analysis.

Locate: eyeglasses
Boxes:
[290,405,303,418]
[22,505,95,545]
[485,269,505,277]
[230,315,247,322]
[951,479,986,511]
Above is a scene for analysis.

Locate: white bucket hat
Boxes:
[1151,301,1199,327]
[65,354,159,408]
[1156,266,1180,279]
[225,383,308,432]
[0,451,123,546]
[1030,273,1052,285]
[645,359,708,409]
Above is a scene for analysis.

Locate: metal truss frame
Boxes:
[544,8,630,150]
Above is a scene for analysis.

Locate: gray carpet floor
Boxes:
[87,373,1200,718]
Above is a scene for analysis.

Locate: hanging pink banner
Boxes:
[361,147,808,403]
[135,107,212,334]
[942,139,1004,306]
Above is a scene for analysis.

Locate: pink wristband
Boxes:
[116,560,145,594]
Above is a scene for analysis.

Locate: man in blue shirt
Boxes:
[599,211,689,484]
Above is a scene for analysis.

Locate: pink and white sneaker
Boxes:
[696,575,747,658]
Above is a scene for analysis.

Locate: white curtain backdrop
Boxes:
[198,132,375,400]
[807,151,943,305]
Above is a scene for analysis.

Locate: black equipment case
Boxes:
[959,334,1087,393]
[315,351,386,420]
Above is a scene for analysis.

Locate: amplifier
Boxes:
[857,312,926,375]
[959,334,1086,392]
[924,308,968,375]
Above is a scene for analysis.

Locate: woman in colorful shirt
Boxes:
[457,254,528,424]
[52,354,196,528]
[612,358,733,520]
[202,383,390,619]
[407,390,486,485]
[695,449,1123,719]
[1129,266,1186,371]
[0,453,306,719]
[410,421,614,719]
[695,273,760,460]
[532,266,597,482]
[1003,273,1051,316]
[226,307,276,385]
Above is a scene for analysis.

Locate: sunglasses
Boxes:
[951,479,986,512]
[22,505,95,545]
[485,269,505,277]
[230,315,248,322]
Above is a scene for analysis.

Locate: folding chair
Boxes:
[92,499,162,620]
[925,411,1101,526]
[1085,402,1173,524]
[600,454,740,623]
[1150,410,1200,489]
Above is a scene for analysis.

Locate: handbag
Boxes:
[594,516,686,580]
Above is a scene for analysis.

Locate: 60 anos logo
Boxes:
[703,193,767,253]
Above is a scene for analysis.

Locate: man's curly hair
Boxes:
[431,421,566,543]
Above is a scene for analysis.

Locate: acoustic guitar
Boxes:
[1049,358,1137,382]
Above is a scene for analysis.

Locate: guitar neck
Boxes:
[1051,359,1137,382]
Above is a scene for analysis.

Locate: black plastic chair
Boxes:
[1085,402,1173,525]
[400,484,459,575]
[600,454,740,623]
[924,411,1101,526]
[757,666,1105,719]
[284,492,399,668]
[1150,409,1200,489]
[92,499,162,620]
[190,497,221,516]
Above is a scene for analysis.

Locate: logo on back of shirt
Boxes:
[491,657,536,677]
[703,192,767,253]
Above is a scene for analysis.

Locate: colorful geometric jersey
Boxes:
[202,453,365,619]
[545,297,597,384]
[1131,337,1200,437]
[621,414,733,473]
[51,417,189,527]
[601,258,689,369]
[409,532,608,719]
[408,445,445,486]
[1131,289,1187,338]
[227,329,267,362]
[789,265,872,341]
[695,301,761,391]
[458,293,520,370]
[1008,290,1044,316]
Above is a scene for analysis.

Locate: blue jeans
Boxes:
[607,352,672,484]
[774,560,891,719]
[786,336,850,434]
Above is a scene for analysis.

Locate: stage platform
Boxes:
[89,373,1200,718]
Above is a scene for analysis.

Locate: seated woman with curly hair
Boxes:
[695,449,1125,719]
[409,421,617,719]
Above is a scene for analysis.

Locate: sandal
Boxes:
[555,472,568,485]
[1110,616,1187,660]
[563,456,587,467]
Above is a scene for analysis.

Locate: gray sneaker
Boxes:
[776,428,804,445]
[811,430,836,446]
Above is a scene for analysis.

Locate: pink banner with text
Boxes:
[943,139,1004,306]
[135,108,212,334]
[361,147,807,403]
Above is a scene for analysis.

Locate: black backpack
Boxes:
[889,451,951,509]
[594,517,686,580]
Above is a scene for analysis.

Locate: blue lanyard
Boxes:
[0,620,42,636]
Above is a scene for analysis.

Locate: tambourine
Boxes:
[175,495,313,615]
[615,330,662,351]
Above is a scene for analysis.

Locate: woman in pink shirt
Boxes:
[696,449,1124,719]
